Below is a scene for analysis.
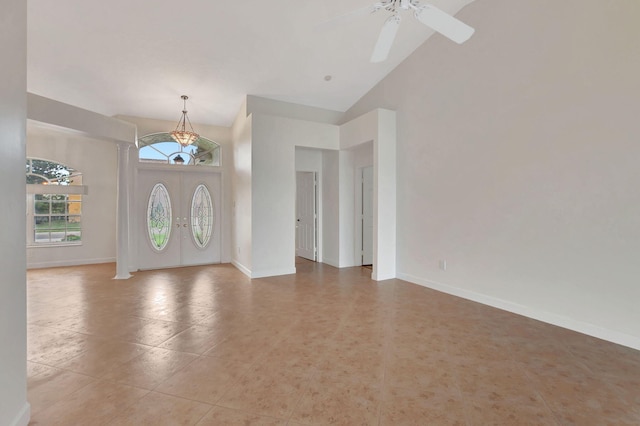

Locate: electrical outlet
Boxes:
[439,260,447,271]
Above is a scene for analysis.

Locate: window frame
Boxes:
[138,132,221,167]
[26,158,85,247]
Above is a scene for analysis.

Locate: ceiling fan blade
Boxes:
[316,4,377,32]
[416,4,474,44]
[370,15,401,63]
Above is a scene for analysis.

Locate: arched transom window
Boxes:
[138,132,220,166]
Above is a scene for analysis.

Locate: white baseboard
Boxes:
[27,257,115,269]
[113,272,132,280]
[11,402,30,426]
[231,260,296,279]
[397,272,640,351]
[251,267,296,279]
[231,260,251,278]
[372,269,395,281]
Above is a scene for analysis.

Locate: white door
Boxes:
[138,169,221,270]
[362,166,374,265]
[296,171,316,261]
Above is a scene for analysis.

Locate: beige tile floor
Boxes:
[26,259,640,425]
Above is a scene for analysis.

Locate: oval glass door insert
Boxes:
[191,184,214,248]
[147,183,172,250]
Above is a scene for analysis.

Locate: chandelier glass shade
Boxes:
[170,95,199,147]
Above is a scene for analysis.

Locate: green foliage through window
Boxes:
[27,158,81,185]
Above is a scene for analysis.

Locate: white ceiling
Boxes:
[27,0,476,127]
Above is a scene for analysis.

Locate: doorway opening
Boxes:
[296,171,317,261]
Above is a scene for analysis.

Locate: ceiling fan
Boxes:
[323,0,475,63]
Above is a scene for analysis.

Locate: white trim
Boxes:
[251,267,296,279]
[136,162,223,173]
[27,257,115,270]
[372,270,395,281]
[232,259,297,279]
[27,242,82,249]
[397,272,640,351]
[115,142,132,280]
[136,262,222,272]
[10,402,30,426]
[113,271,132,280]
[219,172,229,263]
[232,259,252,278]
[354,166,364,267]
[27,184,88,195]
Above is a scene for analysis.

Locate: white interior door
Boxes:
[296,171,316,261]
[362,166,374,265]
[138,168,221,270]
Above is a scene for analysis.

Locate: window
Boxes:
[138,132,221,166]
[147,183,172,251]
[26,158,85,245]
[191,184,214,248]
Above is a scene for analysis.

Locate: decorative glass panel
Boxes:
[147,183,172,251]
[190,184,213,248]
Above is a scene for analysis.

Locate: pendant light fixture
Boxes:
[170,95,199,147]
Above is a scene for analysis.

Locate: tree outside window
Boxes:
[26,158,83,245]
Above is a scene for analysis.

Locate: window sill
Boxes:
[27,242,83,248]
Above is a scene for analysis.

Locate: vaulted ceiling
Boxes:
[27,0,476,127]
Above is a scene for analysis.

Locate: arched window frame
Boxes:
[138,132,221,166]
[26,158,87,246]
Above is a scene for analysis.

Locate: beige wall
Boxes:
[346,0,640,347]
[231,104,253,274]
[26,124,118,268]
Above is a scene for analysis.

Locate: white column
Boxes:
[114,142,132,279]
[372,109,397,281]
[1,1,30,424]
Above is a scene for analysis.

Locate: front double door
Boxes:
[138,168,221,270]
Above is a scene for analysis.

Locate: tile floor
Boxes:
[26,260,640,425]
